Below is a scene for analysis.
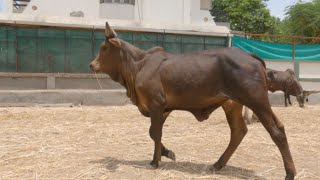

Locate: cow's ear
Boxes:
[108,38,121,48]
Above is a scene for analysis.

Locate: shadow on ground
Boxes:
[91,156,267,180]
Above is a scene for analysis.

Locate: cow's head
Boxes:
[90,22,122,75]
[296,93,306,107]
[297,90,320,107]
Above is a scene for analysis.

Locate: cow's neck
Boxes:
[116,43,145,105]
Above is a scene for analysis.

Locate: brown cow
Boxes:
[266,68,320,107]
[90,22,296,179]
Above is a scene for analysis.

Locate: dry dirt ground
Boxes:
[0,105,319,180]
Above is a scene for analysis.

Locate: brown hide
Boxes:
[266,68,318,107]
[89,22,297,179]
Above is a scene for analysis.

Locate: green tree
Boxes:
[211,0,276,34]
[283,0,320,38]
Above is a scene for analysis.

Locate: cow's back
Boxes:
[266,68,295,92]
[138,47,267,109]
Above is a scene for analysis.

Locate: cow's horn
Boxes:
[105,22,117,38]
[303,90,320,96]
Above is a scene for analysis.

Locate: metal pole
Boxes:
[15,28,18,72]
[6,28,8,66]
[91,29,95,73]
[292,38,295,62]
[292,38,299,79]
[36,31,39,72]
[234,32,320,40]
[64,30,67,73]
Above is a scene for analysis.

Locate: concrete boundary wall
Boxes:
[0,73,122,90]
[0,89,319,107]
[0,89,129,106]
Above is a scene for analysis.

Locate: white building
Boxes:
[0,0,229,35]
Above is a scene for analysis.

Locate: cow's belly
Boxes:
[165,92,227,109]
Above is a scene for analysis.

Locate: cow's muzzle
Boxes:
[89,60,100,72]
[89,63,95,71]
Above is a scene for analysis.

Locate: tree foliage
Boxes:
[283,0,320,38]
[211,0,276,34]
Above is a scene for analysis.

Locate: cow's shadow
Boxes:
[90,156,267,180]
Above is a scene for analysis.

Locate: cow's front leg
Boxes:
[284,92,288,107]
[149,108,165,168]
[287,94,292,105]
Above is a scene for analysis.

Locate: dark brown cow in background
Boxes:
[243,68,319,124]
[266,68,320,107]
[90,22,296,179]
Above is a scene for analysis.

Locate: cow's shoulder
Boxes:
[135,50,168,89]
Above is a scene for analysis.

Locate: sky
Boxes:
[266,0,312,20]
[0,0,4,12]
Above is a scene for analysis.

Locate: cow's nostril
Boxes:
[89,64,93,68]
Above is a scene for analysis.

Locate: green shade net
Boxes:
[232,36,320,61]
[0,26,228,73]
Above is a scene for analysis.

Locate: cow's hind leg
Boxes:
[211,100,248,171]
[252,106,296,180]
[161,143,176,161]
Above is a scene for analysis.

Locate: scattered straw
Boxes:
[0,105,319,179]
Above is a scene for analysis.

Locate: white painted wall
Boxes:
[299,62,320,78]
[23,0,99,18]
[100,3,134,20]
[266,61,294,71]
[139,0,184,24]
[190,0,215,25]
[265,60,320,78]
[136,0,215,25]
[7,0,229,34]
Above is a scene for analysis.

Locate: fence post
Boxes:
[6,28,8,66]
[15,29,18,72]
[292,37,299,79]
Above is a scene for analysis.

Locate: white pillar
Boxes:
[183,0,191,24]
[134,0,143,22]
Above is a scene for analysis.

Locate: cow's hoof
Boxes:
[210,162,224,172]
[167,150,176,161]
[285,173,295,180]
[150,160,159,168]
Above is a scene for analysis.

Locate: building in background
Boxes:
[0,0,230,74]
[1,0,228,32]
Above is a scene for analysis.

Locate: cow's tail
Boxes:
[250,54,270,87]
[250,54,266,69]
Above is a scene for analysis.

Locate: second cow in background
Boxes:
[266,68,319,107]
